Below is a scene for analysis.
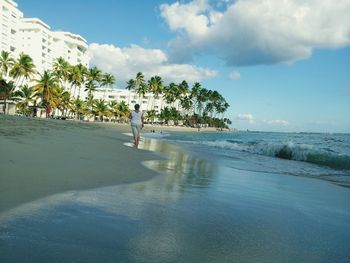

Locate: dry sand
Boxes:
[0,115,164,212]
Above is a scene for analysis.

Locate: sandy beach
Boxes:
[0,115,225,213]
[0,115,164,212]
[1,115,350,263]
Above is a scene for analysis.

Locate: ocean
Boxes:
[143,131,350,187]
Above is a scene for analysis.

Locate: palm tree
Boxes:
[72,98,86,120]
[216,100,230,129]
[56,86,71,117]
[87,66,102,84]
[207,90,222,119]
[0,79,16,114]
[191,82,202,115]
[108,101,120,122]
[163,83,178,107]
[84,93,96,118]
[170,107,181,125]
[125,79,136,105]
[93,98,109,122]
[33,70,59,118]
[125,79,136,91]
[84,80,97,100]
[9,52,36,87]
[146,109,157,124]
[12,84,36,116]
[52,57,70,88]
[159,106,172,125]
[68,63,86,99]
[135,72,144,89]
[180,95,193,115]
[137,82,149,105]
[148,75,163,110]
[101,72,116,99]
[197,88,209,125]
[86,66,102,98]
[178,80,190,95]
[0,51,15,79]
[117,101,130,123]
[135,72,145,104]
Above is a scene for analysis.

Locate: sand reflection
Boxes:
[137,138,219,192]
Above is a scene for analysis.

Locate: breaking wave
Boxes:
[177,139,350,171]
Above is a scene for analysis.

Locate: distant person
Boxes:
[129,104,144,148]
[33,106,37,117]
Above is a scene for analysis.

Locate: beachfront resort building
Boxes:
[0,0,23,56]
[1,0,89,74]
[19,19,89,73]
[93,88,182,115]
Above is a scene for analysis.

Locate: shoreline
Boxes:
[0,115,164,212]
[1,115,350,263]
[94,122,232,133]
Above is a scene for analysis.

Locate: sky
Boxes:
[15,0,350,133]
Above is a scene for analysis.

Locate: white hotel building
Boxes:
[1,0,178,115]
[0,0,22,56]
[93,88,183,116]
[19,19,89,73]
[1,0,89,73]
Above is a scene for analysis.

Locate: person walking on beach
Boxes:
[130,104,144,148]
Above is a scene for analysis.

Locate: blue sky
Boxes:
[16,0,350,133]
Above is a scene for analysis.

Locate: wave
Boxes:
[174,139,350,171]
[142,132,171,138]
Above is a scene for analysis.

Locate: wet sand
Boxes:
[1,115,350,263]
[0,115,163,212]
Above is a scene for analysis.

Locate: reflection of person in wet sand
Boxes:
[129,104,144,148]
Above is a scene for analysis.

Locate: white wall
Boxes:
[0,0,23,56]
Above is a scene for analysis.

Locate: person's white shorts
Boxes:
[131,123,142,136]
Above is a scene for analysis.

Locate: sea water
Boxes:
[144,131,350,187]
[1,131,350,263]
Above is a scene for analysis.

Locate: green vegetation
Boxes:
[0,51,231,128]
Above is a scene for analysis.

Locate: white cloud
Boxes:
[160,0,210,37]
[228,71,240,80]
[236,113,255,123]
[264,119,289,126]
[87,43,217,86]
[160,0,350,66]
[308,120,335,126]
